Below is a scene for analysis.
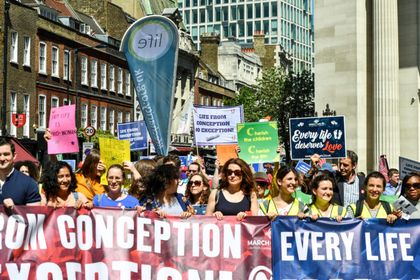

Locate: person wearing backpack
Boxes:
[346,171,398,223]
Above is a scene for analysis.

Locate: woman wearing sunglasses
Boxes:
[206,158,258,220]
[400,172,420,219]
[185,173,211,215]
[259,166,305,219]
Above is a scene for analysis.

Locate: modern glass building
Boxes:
[178,0,314,72]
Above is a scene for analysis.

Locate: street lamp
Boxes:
[73,43,107,128]
[322,104,336,116]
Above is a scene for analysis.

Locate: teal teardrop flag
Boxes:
[120,16,179,155]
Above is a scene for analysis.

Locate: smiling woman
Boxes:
[41,161,91,209]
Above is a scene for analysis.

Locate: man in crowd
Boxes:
[383,168,402,196]
[0,137,40,209]
[333,150,365,207]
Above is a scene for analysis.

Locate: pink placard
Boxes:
[47,105,79,154]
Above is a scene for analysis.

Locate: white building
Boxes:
[315,0,420,171]
[178,0,313,73]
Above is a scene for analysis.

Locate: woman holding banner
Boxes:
[93,164,139,208]
[346,171,398,223]
[400,172,420,219]
[40,161,92,209]
[205,158,258,220]
[140,164,194,218]
[259,166,304,219]
[185,173,211,215]
[298,174,346,221]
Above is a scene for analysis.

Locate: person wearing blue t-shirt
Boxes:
[0,137,40,209]
[93,164,139,209]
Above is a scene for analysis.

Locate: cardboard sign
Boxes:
[289,116,346,160]
[216,144,238,165]
[237,121,280,164]
[193,105,243,146]
[399,156,420,178]
[47,105,79,154]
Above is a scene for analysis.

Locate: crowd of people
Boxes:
[1,137,419,223]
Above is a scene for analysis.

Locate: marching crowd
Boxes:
[1,137,419,224]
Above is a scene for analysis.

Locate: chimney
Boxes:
[200,33,220,72]
[253,31,266,58]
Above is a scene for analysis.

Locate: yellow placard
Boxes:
[98,138,130,185]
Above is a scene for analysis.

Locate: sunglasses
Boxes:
[226,169,242,177]
[188,180,203,186]
[406,183,420,190]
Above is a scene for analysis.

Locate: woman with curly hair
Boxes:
[259,166,304,219]
[140,164,194,218]
[40,161,91,209]
[206,158,258,220]
[14,160,40,182]
[128,159,157,200]
[185,173,211,215]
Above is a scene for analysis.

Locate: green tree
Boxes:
[223,86,260,122]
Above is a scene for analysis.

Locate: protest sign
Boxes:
[295,160,311,175]
[0,207,272,280]
[216,144,238,165]
[203,155,217,174]
[120,16,178,155]
[272,217,420,279]
[289,116,346,159]
[399,156,420,178]
[82,142,94,161]
[193,105,243,146]
[47,105,78,154]
[117,121,148,151]
[98,138,130,185]
[237,121,280,164]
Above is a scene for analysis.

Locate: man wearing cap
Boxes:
[254,172,271,203]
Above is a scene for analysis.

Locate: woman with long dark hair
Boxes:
[41,161,91,209]
[185,173,211,215]
[206,158,258,220]
[140,164,194,218]
[399,172,420,219]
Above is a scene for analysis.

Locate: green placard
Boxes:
[237,121,280,163]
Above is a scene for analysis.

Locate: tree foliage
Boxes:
[223,68,315,163]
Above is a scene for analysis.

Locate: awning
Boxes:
[10,138,40,166]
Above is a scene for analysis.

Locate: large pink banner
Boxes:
[0,207,272,279]
[47,104,79,154]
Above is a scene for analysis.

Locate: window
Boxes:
[91,59,98,88]
[109,109,115,134]
[124,72,131,96]
[117,67,123,94]
[100,63,107,90]
[90,105,97,129]
[81,56,88,85]
[23,36,31,66]
[125,112,131,122]
[81,103,88,128]
[63,98,71,105]
[51,46,59,77]
[9,92,17,136]
[10,32,18,63]
[109,65,115,92]
[117,111,123,124]
[23,95,30,137]
[64,50,71,80]
[100,107,107,131]
[39,42,46,74]
[51,97,59,108]
[38,95,46,128]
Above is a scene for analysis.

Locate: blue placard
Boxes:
[289,116,346,160]
[117,121,148,151]
[62,159,76,171]
[295,160,311,174]
[272,217,420,279]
